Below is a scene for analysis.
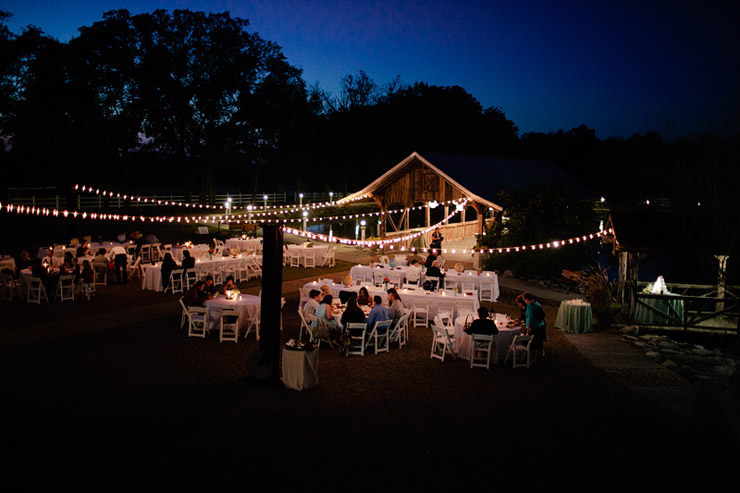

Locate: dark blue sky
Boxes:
[3,0,738,140]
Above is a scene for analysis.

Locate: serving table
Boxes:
[554,299,593,334]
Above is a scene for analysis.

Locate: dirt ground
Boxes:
[1,267,737,490]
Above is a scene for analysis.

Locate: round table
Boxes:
[453,315,522,363]
[554,300,593,334]
[205,294,261,332]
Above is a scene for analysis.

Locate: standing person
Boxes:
[523,292,546,364]
[514,294,527,324]
[430,227,443,251]
[387,288,405,325]
[108,243,129,284]
[80,260,95,301]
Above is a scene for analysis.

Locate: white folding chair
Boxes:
[187,306,207,338]
[424,276,440,290]
[56,274,76,302]
[128,256,142,281]
[27,277,49,304]
[184,269,197,290]
[412,300,431,328]
[289,251,301,268]
[247,257,262,278]
[470,333,494,369]
[1,274,24,302]
[430,323,456,361]
[245,308,261,340]
[389,310,410,349]
[236,259,250,282]
[479,281,496,302]
[303,253,316,268]
[345,322,368,356]
[94,268,107,286]
[365,319,391,354]
[179,297,189,329]
[504,334,533,368]
[460,281,476,293]
[140,244,152,263]
[220,309,240,343]
[166,269,184,294]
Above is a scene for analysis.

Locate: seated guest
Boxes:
[220,275,238,294]
[303,289,321,322]
[366,295,391,330]
[183,280,207,307]
[341,296,366,328]
[181,249,195,273]
[17,250,32,275]
[93,248,109,274]
[464,306,499,336]
[76,240,90,258]
[319,284,332,301]
[204,275,218,297]
[315,294,341,339]
[42,247,63,268]
[356,286,372,306]
[62,254,80,279]
[425,260,445,289]
[387,288,405,325]
[160,252,178,290]
[406,259,421,284]
[424,251,437,269]
[31,258,55,295]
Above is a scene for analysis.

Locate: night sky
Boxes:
[2,0,738,140]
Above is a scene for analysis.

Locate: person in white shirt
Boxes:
[406,259,422,285]
[303,289,321,327]
[108,244,128,284]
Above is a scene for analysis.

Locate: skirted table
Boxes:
[282,347,318,391]
[554,299,593,334]
[634,294,684,324]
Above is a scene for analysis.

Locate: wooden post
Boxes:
[716,255,728,314]
[248,222,283,385]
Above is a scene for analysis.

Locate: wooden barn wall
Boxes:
[375,161,466,206]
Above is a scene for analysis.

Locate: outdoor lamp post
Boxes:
[302,210,308,231]
[263,194,269,210]
[329,191,333,205]
[225,196,232,215]
[247,204,253,223]
[299,192,303,208]
[360,219,366,242]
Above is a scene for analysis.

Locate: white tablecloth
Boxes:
[302,281,478,320]
[282,348,318,390]
[170,244,210,261]
[443,271,500,301]
[226,238,262,253]
[0,257,17,273]
[141,256,248,291]
[287,245,328,266]
[205,294,261,331]
[349,264,417,285]
[453,315,522,363]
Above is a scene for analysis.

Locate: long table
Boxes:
[443,271,500,301]
[302,280,479,320]
[141,256,250,292]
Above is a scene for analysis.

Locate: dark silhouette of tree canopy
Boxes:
[1,9,313,201]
